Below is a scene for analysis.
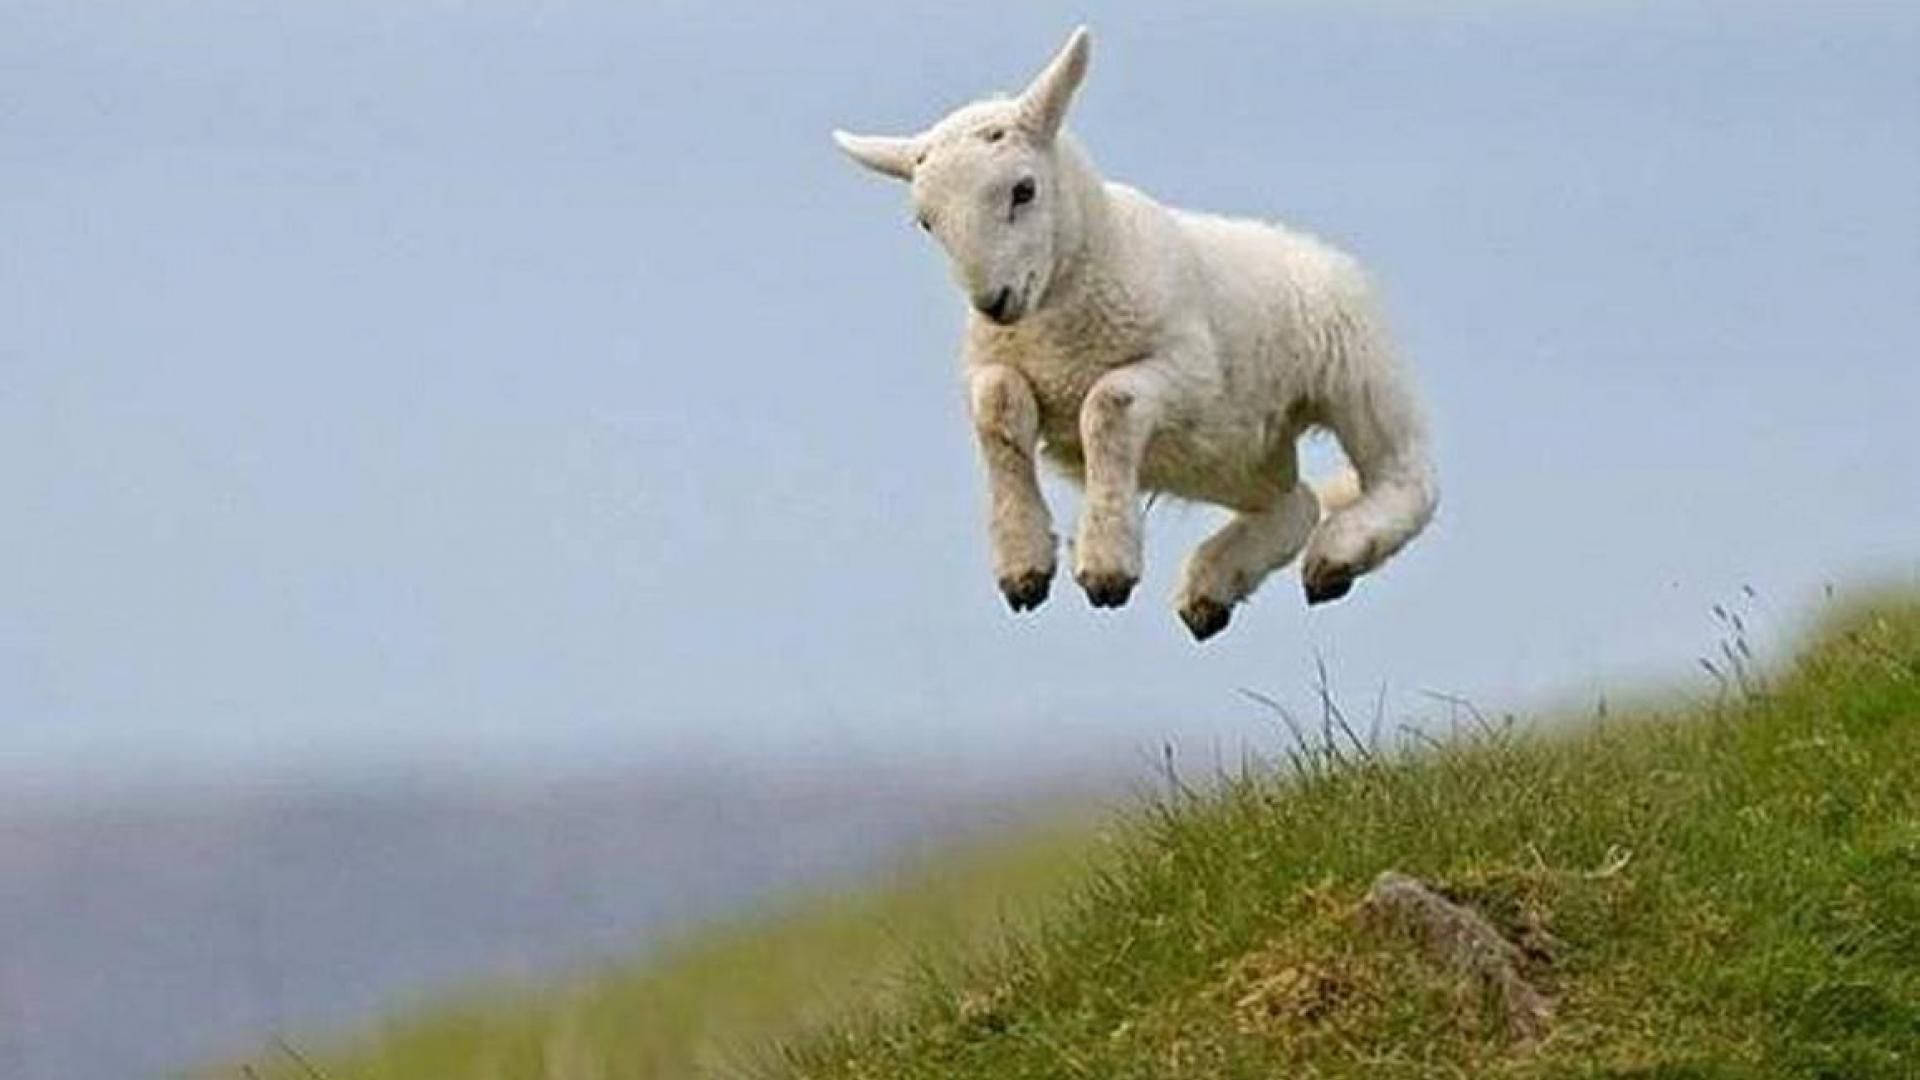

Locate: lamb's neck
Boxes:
[1041,137,1122,316]
[1017,137,1155,363]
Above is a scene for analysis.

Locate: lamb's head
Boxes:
[833,27,1091,326]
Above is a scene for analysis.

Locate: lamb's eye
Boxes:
[983,128,1005,144]
[1010,177,1037,208]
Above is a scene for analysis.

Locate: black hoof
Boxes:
[1078,572,1137,609]
[998,569,1053,612]
[1180,598,1232,641]
[1304,575,1354,606]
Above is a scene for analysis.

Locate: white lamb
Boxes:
[833,26,1437,640]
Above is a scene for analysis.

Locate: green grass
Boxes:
[780,594,1920,1079]
[226,592,1920,1078]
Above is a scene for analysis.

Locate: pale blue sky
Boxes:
[4,1,1917,795]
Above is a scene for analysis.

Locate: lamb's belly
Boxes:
[1039,421,1285,512]
[1144,424,1285,509]
[1011,350,1291,512]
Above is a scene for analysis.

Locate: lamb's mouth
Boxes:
[977,273,1040,325]
[978,287,1023,325]
[1016,271,1042,320]
[1003,276,1044,325]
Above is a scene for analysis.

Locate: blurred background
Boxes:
[3,1,1916,1075]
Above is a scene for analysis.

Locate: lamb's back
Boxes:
[1166,206,1384,412]
[1176,210,1363,334]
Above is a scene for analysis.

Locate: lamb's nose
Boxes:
[976,286,1014,323]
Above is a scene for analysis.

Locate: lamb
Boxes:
[832,26,1437,641]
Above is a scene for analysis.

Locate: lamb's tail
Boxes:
[1310,467,1363,519]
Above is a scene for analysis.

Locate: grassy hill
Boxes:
[218,813,1111,1079]
[229,593,1920,1078]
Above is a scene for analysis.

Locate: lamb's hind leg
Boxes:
[1301,376,1439,604]
[1175,481,1321,641]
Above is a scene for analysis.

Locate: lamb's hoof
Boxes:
[998,569,1053,612]
[1304,573,1354,606]
[1078,571,1137,609]
[1179,597,1232,642]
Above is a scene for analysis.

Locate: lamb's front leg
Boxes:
[1073,364,1176,608]
[968,365,1057,611]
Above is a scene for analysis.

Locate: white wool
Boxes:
[835,27,1437,638]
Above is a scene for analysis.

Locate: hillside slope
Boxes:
[233,595,1920,1078]
[782,597,1920,1079]
[220,815,1108,1079]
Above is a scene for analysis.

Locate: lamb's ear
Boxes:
[1017,26,1090,142]
[832,130,920,181]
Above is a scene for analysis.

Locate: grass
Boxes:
[779,593,1920,1079]
[225,591,1920,1078]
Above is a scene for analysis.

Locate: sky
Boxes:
[4,0,1917,797]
